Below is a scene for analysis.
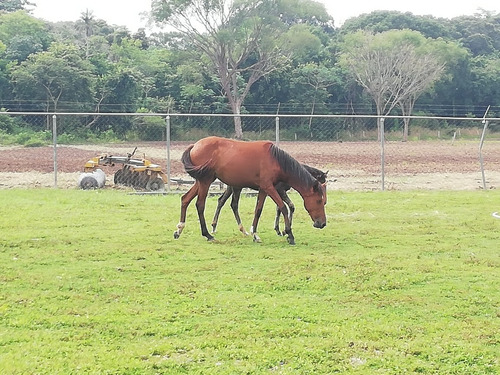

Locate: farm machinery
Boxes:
[79,147,167,191]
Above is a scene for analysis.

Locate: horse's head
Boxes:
[302,180,327,229]
[303,165,328,184]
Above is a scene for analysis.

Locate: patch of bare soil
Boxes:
[0,141,499,190]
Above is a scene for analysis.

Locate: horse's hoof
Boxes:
[173,232,180,239]
[287,237,295,245]
[207,238,216,242]
[253,235,262,243]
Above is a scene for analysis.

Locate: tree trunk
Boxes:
[229,100,243,139]
[234,115,243,139]
[403,118,410,142]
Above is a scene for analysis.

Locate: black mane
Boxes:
[270,144,316,188]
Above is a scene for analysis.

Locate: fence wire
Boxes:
[1,112,499,191]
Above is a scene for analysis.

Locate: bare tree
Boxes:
[151,0,290,138]
[342,30,446,140]
[393,48,445,140]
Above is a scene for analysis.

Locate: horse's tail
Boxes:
[181,144,212,180]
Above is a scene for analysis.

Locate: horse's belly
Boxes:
[215,165,261,189]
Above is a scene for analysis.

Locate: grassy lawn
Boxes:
[0,188,499,374]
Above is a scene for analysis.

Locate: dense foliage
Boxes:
[1,1,500,140]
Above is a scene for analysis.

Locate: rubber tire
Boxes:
[146,177,165,192]
[114,169,123,185]
[80,176,98,190]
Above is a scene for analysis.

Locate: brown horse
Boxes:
[173,136,327,244]
[211,165,328,237]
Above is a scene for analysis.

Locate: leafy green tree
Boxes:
[87,67,139,134]
[151,0,294,138]
[291,63,339,138]
[175,62,215,113]
[0,0,34,12]
[340,10,452,39]
[0,41,13,107]
[0,10,52,61]
[245,4,336,114]
[470,56,500,114]
[451,12,500,56]
[106,38,162,108]
[425,41,472,117]
[283,24,324,64]
[11,42,94,113]
[83,37,141,131]
[290,62,339,128]
[279,0,334,30]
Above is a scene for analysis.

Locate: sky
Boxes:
[31,0,500,33]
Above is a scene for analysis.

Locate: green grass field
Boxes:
[0,189,499,374]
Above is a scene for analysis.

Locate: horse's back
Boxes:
[191,137,272,163]
[189,137,277,187]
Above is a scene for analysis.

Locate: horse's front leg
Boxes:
[281,207,294,245]
[174,182,198,239]
[275,190,295,236]
[251,190,268,243]
[283,192,295,236]
[266,188,294,245]
[274,205,282,235]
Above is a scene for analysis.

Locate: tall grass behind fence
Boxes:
[1,112,500,190]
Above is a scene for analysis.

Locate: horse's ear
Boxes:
[321,170,329,183]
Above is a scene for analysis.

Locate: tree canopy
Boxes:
[1,6,500,139]
[150,0,332,137]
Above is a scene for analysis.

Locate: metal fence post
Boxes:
[380,117,385,191]
[52,114,57,188]
[166,115,171,193]
[479,119,489,190]
[275,116,280,147]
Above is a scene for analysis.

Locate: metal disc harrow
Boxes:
[80,148,167,191]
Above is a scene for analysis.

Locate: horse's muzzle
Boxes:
[313,220,326,229]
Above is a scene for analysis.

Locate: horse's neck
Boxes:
[284,175,310,197]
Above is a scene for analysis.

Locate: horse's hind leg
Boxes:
[212,187,232,233]
[174,182,199,239]
[250,190,268,243]
[230,188,249,235]
[195,180,215,241]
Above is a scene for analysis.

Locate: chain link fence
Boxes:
[1,112,499,191]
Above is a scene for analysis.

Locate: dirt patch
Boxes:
[1,140,499,190]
